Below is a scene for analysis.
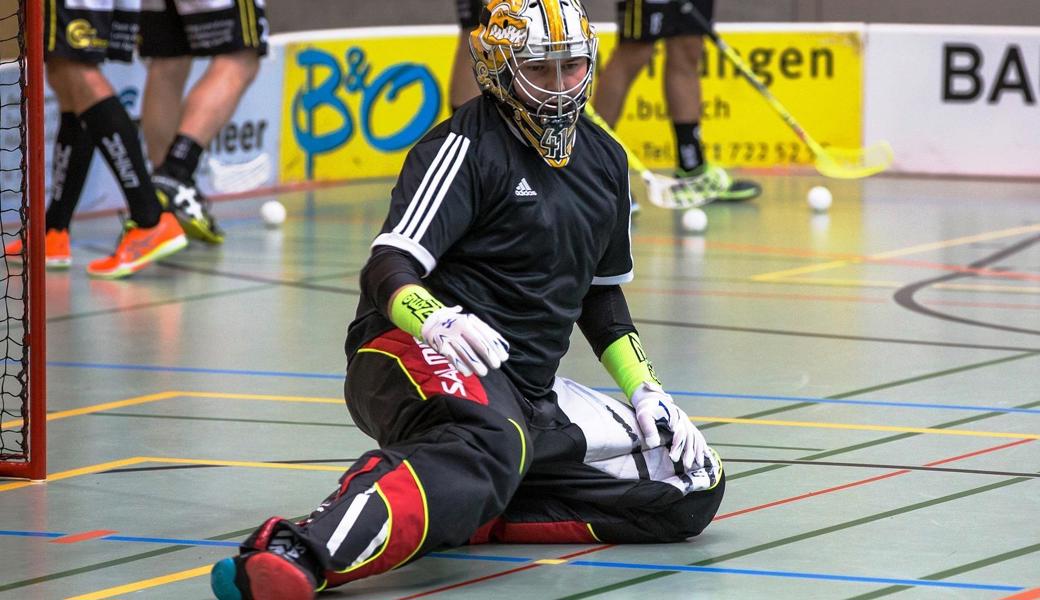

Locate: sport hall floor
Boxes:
[1,172,1038,599]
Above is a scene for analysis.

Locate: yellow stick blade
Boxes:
[814,141,895,179]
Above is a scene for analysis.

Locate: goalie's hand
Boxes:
[421,306,510,377]
[631,382,708,470]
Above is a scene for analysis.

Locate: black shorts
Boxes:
[457,0,483,29]
[139,0,268,58]
[617,0,714,43]
[44,0,139,63]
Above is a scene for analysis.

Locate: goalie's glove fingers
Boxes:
[635,408,662,449]
[436,343,476,378]
[462,315,510,368]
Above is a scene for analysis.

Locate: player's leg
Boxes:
[472,377,724,545]
[663,34,706,173]
[667,0,760,201]
[140,56,191,167]
[139,0,265,244]
[592,0,658,128]
[38,1,186,278]
[211,330,530,599]
[3,62,91,267]
[450,0,483,110]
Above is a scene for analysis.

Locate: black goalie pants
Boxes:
[257,329,725,589]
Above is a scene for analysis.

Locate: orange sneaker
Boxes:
[86,213,187,279]
[3,229,72,269]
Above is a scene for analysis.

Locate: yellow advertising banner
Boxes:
[598,28,864,170]
[280,33,455,184]
[279,26,863,182]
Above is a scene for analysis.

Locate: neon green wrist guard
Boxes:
[601,332,662,399]
[389,284,445,338]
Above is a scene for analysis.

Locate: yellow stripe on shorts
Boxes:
[236,0,253,46]
[245,0,259,47]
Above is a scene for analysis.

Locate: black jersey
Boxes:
[346,95,633,404]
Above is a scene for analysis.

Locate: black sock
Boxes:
[158,133,204,181]
[79,96,162,228]
[673,121,706,173]
[45,112,93,231]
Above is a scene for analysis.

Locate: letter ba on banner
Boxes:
[280,32,455,184]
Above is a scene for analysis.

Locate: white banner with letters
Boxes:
[865,24,1040,178]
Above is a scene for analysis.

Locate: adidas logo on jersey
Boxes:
[514,178,538,197]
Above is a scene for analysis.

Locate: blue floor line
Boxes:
[0,530,1023,591]
[45,361,1040,414]
[567,560,1023,592]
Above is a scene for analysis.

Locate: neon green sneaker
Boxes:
[677,164,761,203]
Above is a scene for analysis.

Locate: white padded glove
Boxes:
[420,306,510,377]
[631,382,708,471]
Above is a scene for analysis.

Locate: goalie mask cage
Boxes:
[0,0,46,480]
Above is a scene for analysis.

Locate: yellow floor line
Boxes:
[750,276,1040,294]
[1,391,342,429]
[0,456,346,493]
[141,457,344,472]
[177,391,341,404]
[752,223,1040,283]
[66,565,211,600]
[1,391,182,428]
[691,416,1040,440]
[0,457,150,492]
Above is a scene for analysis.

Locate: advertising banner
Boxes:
[599,23,865,171]
[865,25,1040,177]
[279,28,454,184]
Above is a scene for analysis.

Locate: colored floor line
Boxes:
[1003,588,1040,600]
[843,541,1040,599]
[410,401,1040,598]
[0,456,344,493]
[1,390,341,428]
[15,369,1040,594]
[690,415,1040,441]
[51,530,118,544]
[716,439,1033,520]
[636,316,1040,353]
[1,531,1031,598]
[557,477,1034,600]
[750,223,1040,283]
[626,285,1040,310]
[725,457,1040,478]
[692,237,1040,284]
[565,560,1020,592]
[48,360,344,379]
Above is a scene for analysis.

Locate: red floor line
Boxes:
[714,470,911,520]
[50,529,118,544]
[398,438,1034,598]
[1000,587,1040,600]
[397,545,616,600]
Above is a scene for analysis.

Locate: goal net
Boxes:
[0,0,46,480]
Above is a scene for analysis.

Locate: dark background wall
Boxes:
[267,0,1040,33]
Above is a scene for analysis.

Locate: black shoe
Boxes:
[153,171,224,244]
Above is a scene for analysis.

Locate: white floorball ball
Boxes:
[260,200,286,227]
[807,185,833,212]
[681,207,708,233]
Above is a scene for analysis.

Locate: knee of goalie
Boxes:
[670,470,727,539]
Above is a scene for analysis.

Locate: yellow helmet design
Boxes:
[470,0,597,168]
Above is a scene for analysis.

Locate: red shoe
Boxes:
[3,229,72,269]
[211,552,316,600]
[86,213,187,279]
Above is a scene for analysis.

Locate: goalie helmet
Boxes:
[470,0,597,168]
